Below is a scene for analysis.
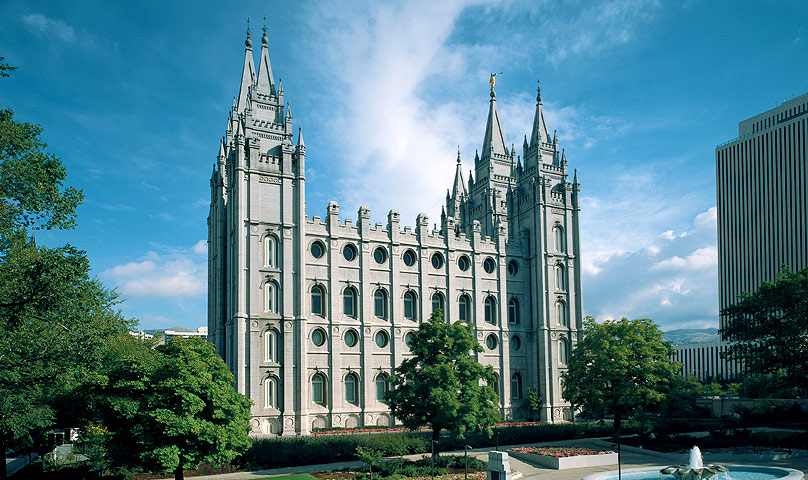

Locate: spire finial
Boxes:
[536,78,542,103]
[489,72,503,98]
[262,16,268,46]
[245,18,252,48]
[457,145,461,164]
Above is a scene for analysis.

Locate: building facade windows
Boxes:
[264,376,279,409]
[511,373,523,399]
[375,374,389,402]
[556,300,566,327]
[459,294,471,322]
[310,240,325,259]
[402,249,417,267]
[311,284,325,317]
[264,235,278,267]
[343,243,357,262]
[374,247,388,264]
[508,298,519,324]
[554,225,565,252]
[507,260,518,276]
[556,264,565,291]
[431,252,444,269]
[264,282,279,313]
[483,257,496,274]
[458,255,470,271]
[265,329,278,363]
[343,287,358,318]
[511,335,521,351]
[311,328,327,347]
[559,338,568,365]
[374,289,388,319]
[312,373,326,405]
[345,373,359,405]
[484,295,497,324]
[486,334,498,350]
[431,292,444,315]
[375,330,389,348]
[344,329,359,348]
[403,290,417,320]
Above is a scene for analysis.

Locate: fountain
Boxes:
[659,446,729,480]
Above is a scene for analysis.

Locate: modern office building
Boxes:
[715,92,808,328]
[671,342,743,382]
[208,26,583,436]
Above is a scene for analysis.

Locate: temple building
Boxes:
[208,25,584,436]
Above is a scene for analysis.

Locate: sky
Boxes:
[1,0,806,332]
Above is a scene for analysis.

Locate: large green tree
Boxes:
[720,266,808,395]
[561,317,678,440]
[94,337,252,480]
[0,63,129,478]
[386,310,499,456]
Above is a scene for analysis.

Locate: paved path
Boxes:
[143,436,808,480]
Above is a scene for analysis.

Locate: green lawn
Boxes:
[253,474,319,480]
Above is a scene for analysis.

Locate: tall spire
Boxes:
[451,146,467,200]
[481,90,507,160]
[529,78,549,148]
[237,18,256,113]
[256,16,275,96]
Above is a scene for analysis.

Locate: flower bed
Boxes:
[509,446,617,470]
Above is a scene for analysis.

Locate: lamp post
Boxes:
[612,438,622,480]
[431,440,438,480]
[464,445,471,480]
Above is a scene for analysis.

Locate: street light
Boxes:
[464,445,472,480]
[431,440,438,480]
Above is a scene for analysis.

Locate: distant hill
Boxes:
[663,328,719,345]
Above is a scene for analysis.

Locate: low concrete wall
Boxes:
[509,450,617,470]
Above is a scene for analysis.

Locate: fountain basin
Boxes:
[582,465,804,480]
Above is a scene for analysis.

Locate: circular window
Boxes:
[431,252,444,269]
[404,332,415,348]
[343,244,357,262]
[375,330,389,348]
[458,255,470,271]
[507,260,518,276]
[311,241,325,259]
[402,249,416,266]
[311,328,326,347]
[485,334,498,350]
[511,335,521,351]
[483,257,496,274]
[374,247,388,264]
[344,329,358,347]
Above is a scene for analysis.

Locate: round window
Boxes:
[458,255,470,271]
[511,335,521,351]
[483,257,496,274]
[507,260,518,276]
[311,328,326,347]
[311,241,325,259]
[404,332,415,348]
[374,247,387,264]
[343,244,357,262]
[375,330,389,348]
[344,329,358,347]
[402,249,416,266]
[485,334,498,350]
[431,252,444,269]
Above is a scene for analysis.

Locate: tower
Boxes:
[209,26,584,435]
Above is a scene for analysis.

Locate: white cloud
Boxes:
[192,240,207,255]
[21,14,76,43]
[103,243,206,298]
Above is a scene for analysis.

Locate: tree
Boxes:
[96,337,252,480]
[386,310,499,457]
[561,317,678,440]
[720,266,808,395]
[525,388,542,421]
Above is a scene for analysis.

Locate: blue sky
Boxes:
[1,1,806,331]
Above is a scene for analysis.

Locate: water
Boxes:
[689,446,704,469]
[597,470,786,480]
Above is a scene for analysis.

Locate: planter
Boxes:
[509,449,618,470]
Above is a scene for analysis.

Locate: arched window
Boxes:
[264,376,279,409]
[491,373,499,399]
[312,373,326,405]
[403,249,417,267]
[556,264,565,291]
[374,289,388,319]
[345,373,359,405]
[511,373,523,399]
[508,298,519,324]
[556,300,567,327]
[403,290,417,320]
[265,282,279,313]
[484,296,497,324]
[559,338,569,365]
[554,225,565,252]
[265,235,278,267]
[343,287,357,318]
[431,292,444,315]
[311,284,325,317]
[265,329,278,363]
[375,374,389,403]
[459,294,471,322]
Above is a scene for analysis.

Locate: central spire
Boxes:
[481,88,507,160]
[236,19,256,112]
[256,16,275,96]
[529,78,549,148]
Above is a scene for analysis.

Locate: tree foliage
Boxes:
[561,317,678,439]
[93,337,252,480]
[719,266,808,394]
[386,310,499,454]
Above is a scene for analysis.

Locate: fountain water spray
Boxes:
[660,446,728,480]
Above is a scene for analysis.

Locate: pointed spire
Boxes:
[529,78,549,148]
[481,93,507,159]
[561,148,566,164]
[553,129,558,144]
[573,168,578,184]
[451,148,467,200]
[297,127,305,147]
[256,17,275,95]
[236,19,256,113]
[468,169,474,190]
[523,135,528,149]
[218,138,226,158]
[286,102,292,119]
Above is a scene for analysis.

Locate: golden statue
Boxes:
[489,72,503,95]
